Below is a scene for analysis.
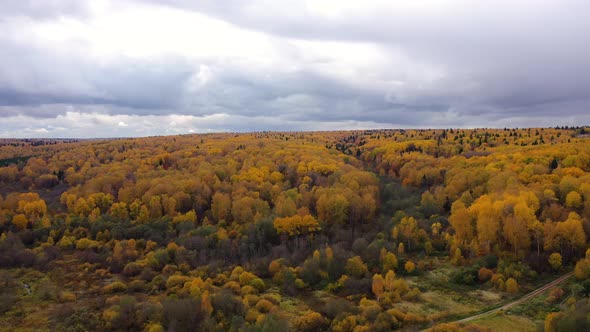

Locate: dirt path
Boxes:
[454,272,573,323]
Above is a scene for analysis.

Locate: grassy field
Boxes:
[470,312,539,331]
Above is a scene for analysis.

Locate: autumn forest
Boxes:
[1,127,590,331]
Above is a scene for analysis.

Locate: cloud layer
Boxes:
[0,0,589,137]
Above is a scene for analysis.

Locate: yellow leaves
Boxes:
[211,192,231,222]
[544,312,564,332]
[75,238,100,250]
[15,194,47,223]
[188,277,205,297]
[548,253,562,270]
[231,166,269,183]
[268,259,284,277]
[273,214,320,237]
[505,277,519,294]
[12,214,28,230]
[231,196,270,224]
[397,216,418,250]
[316,191,349,225]
[557,212,586,248]
[566,191,583,209]
[382,251,398,273]
[109,202,128,221]
[325,246,334,263]
[372,274,384,299]
[574,258,590,280]
[238,271,257,286]
[404,260,416,274]
[172,210,197,224]
[166,274,191,291]
[345,256,368,278]
[307,160,339,176]
[223,281,241,294]
[448,200,474,245]
[74,197,91,217]
[292,310,327,332]
[255,299,274,313]
[470,195,500,245]
[201,290,213,316]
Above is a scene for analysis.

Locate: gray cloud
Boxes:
[0,0,589,137]
[154,0,590,118]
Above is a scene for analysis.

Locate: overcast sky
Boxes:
[0,0,588,138]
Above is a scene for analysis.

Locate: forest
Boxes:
[1,127,590,331]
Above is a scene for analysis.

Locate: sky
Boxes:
[0,0,589,138]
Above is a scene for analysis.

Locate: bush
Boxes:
[478,267,494,283]
[451,267,478,285]
[249,278,266,292]
[165,274,190,290]
[255,299,274,313]
[323,298,358,319]
[128,280,147,292]
[58,291,77,302]
[103,281,128,294]
[292,311,328,331]
[506,278,519,294]
[345,256,368,278]
[546,288,565,303]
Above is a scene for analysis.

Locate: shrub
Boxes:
[546,288,565,303]
[345,256,368,278]
[323,298,358,319]
[165,275,190,291]
[58,291,77,302]
[249,278,266,292]
[103,281,128,294]
[255,299,274,313]
[549,253,562,271]
[292,311,328,331]
[478,267,494,283]
[506,278,519,294]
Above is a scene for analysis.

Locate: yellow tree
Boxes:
[273,214,320,243]
[565,191,582,209]
[211,192,231,222]
[470,195,501,252]
[371,274,384,300]
[382,252,398,273]
[503,214,530,256]
[316,191,349,225]
[506,278,519,294]
[449,201,474,246]
[384,270,396,292]
[548,253,562,270]
[12,214,28,230]
[396,216,417,251]
[556,212,586,257]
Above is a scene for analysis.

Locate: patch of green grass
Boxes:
[507,292,560,320]
[470,312,538,332]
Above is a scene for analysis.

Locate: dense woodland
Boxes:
[1,127,590,331]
